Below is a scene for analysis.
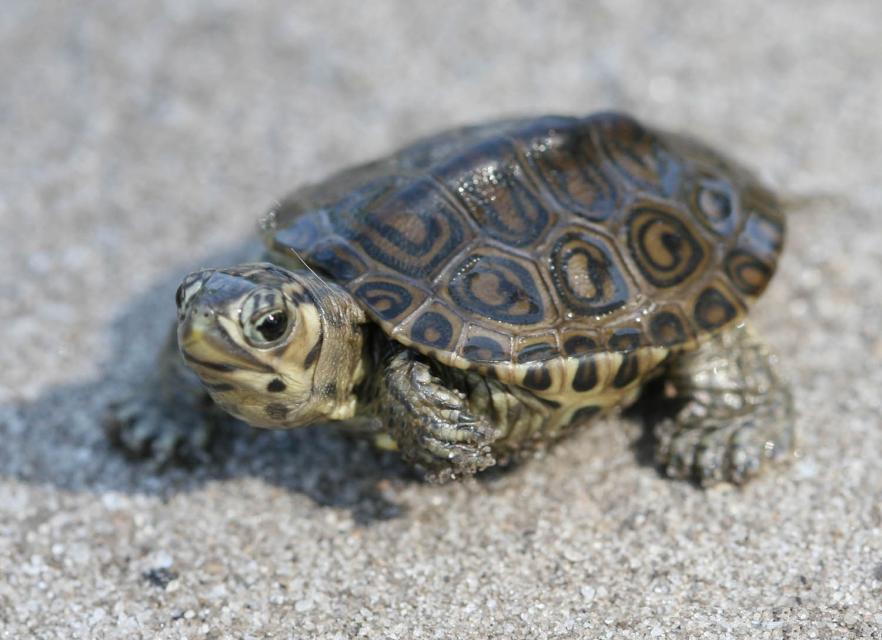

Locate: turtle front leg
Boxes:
[105,327,226,464]
[375,349,500,483]
[655,321,795,486]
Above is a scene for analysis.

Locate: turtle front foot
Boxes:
[105,391,220,466]
[379,349,499,483]
[105,328,227,466]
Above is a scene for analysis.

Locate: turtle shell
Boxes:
[262,112,784,388]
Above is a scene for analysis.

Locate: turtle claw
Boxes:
[418,435,496,483]
[656,411,794,487]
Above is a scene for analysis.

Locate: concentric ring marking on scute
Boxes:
[306,239,370,282]
[626,205,706,288]
[693,286,739,330]
[649,311,688,346]
[529,131,619,222]
[437,138,552,247]
[690,177,736,235]
[591,113,680,196]
[550,231,630,316]
[355,281,415,322]
[410,311,455,350]
[341,178,469,279]
[724,249,773,296]
[448,253,546,325]
[462,335,509,363]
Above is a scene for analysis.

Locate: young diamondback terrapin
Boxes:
[109,112,793,485]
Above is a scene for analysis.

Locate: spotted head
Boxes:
[175,263,367,428]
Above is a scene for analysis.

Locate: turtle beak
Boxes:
[176,273,277,376]
[178,309,212,350]
[176,306,231,373]
[176,270,247,370]
[175,269,215,315]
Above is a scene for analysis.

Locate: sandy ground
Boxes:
[1,2,881,638]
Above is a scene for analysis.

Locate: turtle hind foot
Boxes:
[655,399,795,486]
[654,321,795,486]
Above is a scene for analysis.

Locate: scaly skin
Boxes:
[655,321,795,486]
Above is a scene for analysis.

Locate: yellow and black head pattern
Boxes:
[176,263,367,428]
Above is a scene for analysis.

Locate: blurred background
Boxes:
[1,2,880,637]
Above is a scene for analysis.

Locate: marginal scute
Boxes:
[738,209,785,268]
[406,303,461,352]
[649,309,690,346]
[693,283,741,331]
[410,310,455,350]
[608,328,644,388]
[462,325,512,363]
[562,333,598,356]
[355,280,420,323]
[515,336,560,363]
[724,249,773,296]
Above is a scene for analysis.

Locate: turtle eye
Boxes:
[245,309,291,347]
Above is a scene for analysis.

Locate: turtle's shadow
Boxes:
[0,244,415,526]
[1,244,684,522]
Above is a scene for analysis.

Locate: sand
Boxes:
[1,2,881,638]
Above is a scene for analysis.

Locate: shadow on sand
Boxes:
[0,244,421,526]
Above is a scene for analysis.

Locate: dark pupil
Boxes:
[256,311,288,341]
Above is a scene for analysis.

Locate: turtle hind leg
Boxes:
[105,327,228,465]
[655,321,795,486]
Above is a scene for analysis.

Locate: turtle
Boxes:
[107,111,793,485]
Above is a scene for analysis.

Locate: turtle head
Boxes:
[175,263,367,428]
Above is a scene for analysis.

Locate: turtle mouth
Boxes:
[178,312,276,376]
